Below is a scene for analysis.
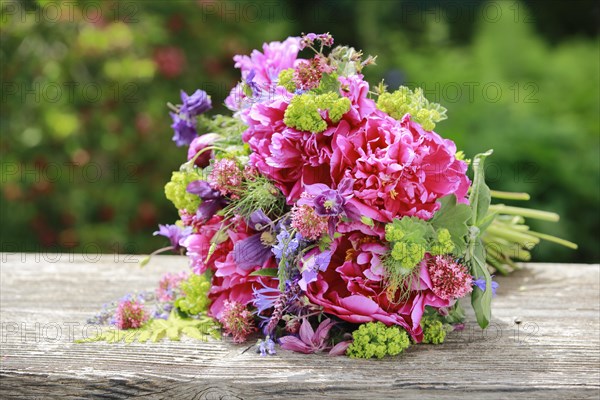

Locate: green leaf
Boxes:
[469,238,492,329]
[469,150,493,227]
[139,256,151,268]
[166,326,180,341]
[182,326,208,341]
[150,328,166,343]
[430,195,471,254]
[249,268,278,277]
[137,329,152,343]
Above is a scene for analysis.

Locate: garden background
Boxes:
[1,0,598,264]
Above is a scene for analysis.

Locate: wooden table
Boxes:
[1,254,599,399]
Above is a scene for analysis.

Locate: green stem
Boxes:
[485,225,540,246]
[526,231,578,250]
[490,190,530,201]
[488,205,560,222]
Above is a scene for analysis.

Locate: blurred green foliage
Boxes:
[1,0,598,263]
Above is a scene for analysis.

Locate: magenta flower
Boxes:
[187,133,221,168]
[278,318,336,354]
[331,113,470,222]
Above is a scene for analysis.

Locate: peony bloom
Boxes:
[225,36,302,112]
[183,216,278,320]
[233,36,301,90]
[331,113,470,222]
[305,232,452,341]
[180,215,229,274]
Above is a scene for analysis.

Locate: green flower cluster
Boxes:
[175,273,211,316]
[164,169,204,213]
[377,86,447,131]
[384,216,430,274]
[421,315,447,344]
[430,228,454,256]
[347,322,411,359]
[283,92,350,133]
[277,68,296,92]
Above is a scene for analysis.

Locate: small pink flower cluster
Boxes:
[156,271,188,302]
[291,204,328,240]
[219,300,256,343]
[427,255,473,300]
[209,159,243,197]
[114,299,148,330]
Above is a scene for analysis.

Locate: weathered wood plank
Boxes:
[1,254,599,399]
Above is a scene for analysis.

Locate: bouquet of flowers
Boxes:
[84,34,575,358]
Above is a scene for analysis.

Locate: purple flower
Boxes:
[180,89,212,119]
[234,210,275,271]
[245,69,261,97]
[257,336,277,356]
[298,178,360,236]
[234,233,272,271]
[186,180,227,221]
[279,318,335,354]
[298,249,332,291]
[170,112,197,147]
[473,277,499,296]
[272,228,301,261]
[153,224,192,251]
[252,280,281,316]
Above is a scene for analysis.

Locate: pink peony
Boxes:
[305,232,452,341]
[331,113,470,222]
[183,216,278,320]
[242,88,337,202]
[225,37,302,112]
[180,215,229,275]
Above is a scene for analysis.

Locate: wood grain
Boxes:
[1,254,599,399]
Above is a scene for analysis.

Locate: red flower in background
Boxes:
[154,46,186,78]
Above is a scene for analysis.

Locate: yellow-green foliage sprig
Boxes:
[346,322,411,359]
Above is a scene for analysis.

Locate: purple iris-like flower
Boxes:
[180,89,212,118]
[234,233,273,271]
[473,277,499,296]
[279,318,336,354]
[234,210,275,271]
[245,70,261,98]
[252,280,281,316]
[170,112,197,147]
[298,250,332,291]
[186,180,227,221]
[153,224,192,251]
